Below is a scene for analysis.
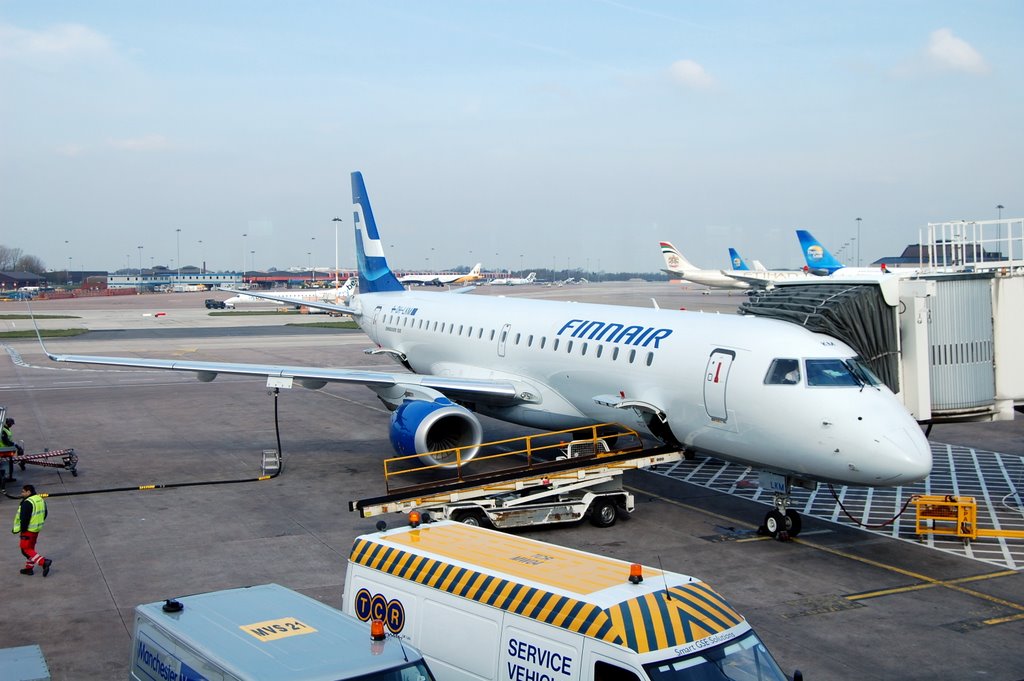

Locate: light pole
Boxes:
[137,246,143,291]
[175,228,181,282]
[997,204,1004,254]
[198,240,203,274]
[310,236,316,284]
[242,233,247,285]
[332,217,342,284]
[520,254,524,276]
[855,218,862,266]
[68,256,73,287]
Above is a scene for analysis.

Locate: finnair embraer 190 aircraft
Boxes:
[42,173,931,537]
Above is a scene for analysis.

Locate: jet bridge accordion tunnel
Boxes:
[739,283,900,393]
[738,275,1012,423]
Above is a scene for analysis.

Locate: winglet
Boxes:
[25,300,61,362]
[351,172,405,294]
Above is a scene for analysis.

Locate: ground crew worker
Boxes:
[1,417,23,455]
[12,484,51,577]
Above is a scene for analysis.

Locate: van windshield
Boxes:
[347,660,434,681]
[643,630,787,681]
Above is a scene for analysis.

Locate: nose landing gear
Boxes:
[758,475,804,540]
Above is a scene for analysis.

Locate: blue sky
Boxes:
[1,1,1021,274]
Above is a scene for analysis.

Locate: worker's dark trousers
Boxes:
[19,532,45,570]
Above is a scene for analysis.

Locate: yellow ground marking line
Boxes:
[632,488,1024,618]
[846,569,1019,601]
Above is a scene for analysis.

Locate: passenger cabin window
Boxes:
[765,358,801,385]
[540,337,546,349]
[514,333,521,345]
[805,359,860,387]
[645,351,653,366]
[566,340,573,353]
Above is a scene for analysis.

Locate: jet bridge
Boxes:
[738,217,1024,424]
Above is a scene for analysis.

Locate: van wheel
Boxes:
[589,499,618,528]
[454,510,489,527]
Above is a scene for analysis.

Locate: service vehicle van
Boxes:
[130,583,436,681]
[343,520,795,681]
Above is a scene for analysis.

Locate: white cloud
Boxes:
[925,28,989,74]
[0,23,112,59]
[669,59,715,89]
[107,135,172,152]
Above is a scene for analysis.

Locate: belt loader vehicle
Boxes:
[130,583,435,681]
[343,520,797,681]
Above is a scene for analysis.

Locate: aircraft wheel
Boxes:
[764,510,786,538]
[590,498,618,528]
[453,510,489,528]
[785,510,802,537]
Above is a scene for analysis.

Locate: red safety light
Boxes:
[370,619,386,641]
[628,563,643,584]
[408,511,421,528]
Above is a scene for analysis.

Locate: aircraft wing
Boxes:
[42,349,526,404]
[720,271,773,287]
[217,287,358,315]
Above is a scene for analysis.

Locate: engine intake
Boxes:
[389,398,483,467]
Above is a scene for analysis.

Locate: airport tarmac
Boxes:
[1,285,1022,680]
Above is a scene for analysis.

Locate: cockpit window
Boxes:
[764,359,800,385]
[846,357,882,386]
[805,359,860,387]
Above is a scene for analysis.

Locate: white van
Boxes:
[131,583,436,681]
[343,521,794,681]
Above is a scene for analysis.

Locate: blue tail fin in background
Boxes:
[728,248,750,271]
[795,230,844,274]
[352,172,405,294]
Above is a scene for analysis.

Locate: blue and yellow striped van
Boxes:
[344,521,788,681]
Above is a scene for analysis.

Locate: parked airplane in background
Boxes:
[659,242,751,291]
[39,173,931,537]
[399,263,483,287]
[491,272,537,286]
[728,248,761,272]
[796,230,906,278]
[222,277,356,309]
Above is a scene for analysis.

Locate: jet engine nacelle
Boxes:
[388,397,483,467]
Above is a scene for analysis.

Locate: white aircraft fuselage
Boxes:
[354,289,930,487]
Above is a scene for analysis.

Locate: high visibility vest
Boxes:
[13,495,46,533]
[1,425,13,446]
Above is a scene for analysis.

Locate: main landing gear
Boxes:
[758,475,804,541]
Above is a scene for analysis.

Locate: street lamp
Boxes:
[855,218,862,266]
[242,233,248,285]
[175,228,181,281]
[332,217,342,283]
[997,204,1004,252]
[198,240,203,274]
[137,246,143,291]
[68,256,73,287]
[310,236,316,283]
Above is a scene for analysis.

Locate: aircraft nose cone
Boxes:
[881,425,933,484]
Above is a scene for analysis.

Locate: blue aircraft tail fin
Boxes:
[351,172,405,294]
[796,230,844,273]
[728,248,750,271]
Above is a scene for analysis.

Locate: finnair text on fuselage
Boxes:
[556,319,673,348]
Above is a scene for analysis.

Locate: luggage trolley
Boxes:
[0,406,79,488]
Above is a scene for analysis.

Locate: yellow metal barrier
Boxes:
[382,423,643,494]
[912,494,1024,543]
